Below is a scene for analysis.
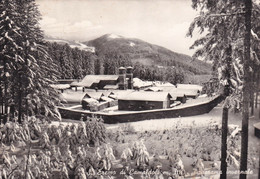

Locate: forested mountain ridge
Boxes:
[85,34,212,75]
[45,34,213,84]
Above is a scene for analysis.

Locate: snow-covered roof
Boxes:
[74,75,119,88]
[112,90,134,99]
[57,79,78,84]
[175,89,199,96]
[50,84,70,90]
[83,92,104,100]
[103,84,118,90]
[70,81,81,86]
[101,96,114,102]
[144,87,163,92]
[155,85,198,97]
[82,98,99,105]
[108,94,117,100]
[168,93,184,100]
[133,78,153,88]
[59,92,86,103]
[118,91,172,102]
[176,84,203,91]
[254,122,260,133]
[154,81,175,87]
[159,86,177,92]
[157,87,196,97]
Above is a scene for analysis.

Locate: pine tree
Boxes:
[0,0,61,122]
[94,56,104,75]
[71,48,83,79]
[240,0,252,178]
[59,44,73,79]
[0,0,23,122]
[187,0,259,178]
[82,52,95,76]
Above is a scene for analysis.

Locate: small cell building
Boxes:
[176,84,203,92]
[81,92,117,111]
[160,86,199,99]
[174,89,199,99]
[144,87,186,104]
[118,91,172,111]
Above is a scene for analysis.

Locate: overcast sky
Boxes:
[36,0,200,56]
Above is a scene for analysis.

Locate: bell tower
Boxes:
[126,66,133,89]
[118,67,127,90]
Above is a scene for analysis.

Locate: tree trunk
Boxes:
[3,57,8,123]
[259,72,260,119]
[250,73,254,116]
[255,72,259,109]
[250,91,254,116]
[220,26,232,177]
[220,106,228,179]
[18,89,22,123]
[18,74,23,123]
[239,0,252,178]
[0,85,3,123]
[258,148,260,179]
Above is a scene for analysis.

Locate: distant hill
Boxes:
[84,34,212,75]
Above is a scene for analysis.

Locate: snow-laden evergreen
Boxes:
[187,0,260,107]
[187,0,260,178]
[0,0,22,120]
[0,0,60,122]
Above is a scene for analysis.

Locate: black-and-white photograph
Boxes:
[0,0,260,178]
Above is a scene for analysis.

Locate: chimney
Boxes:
[126,66,133,89]
[118,67,127,90]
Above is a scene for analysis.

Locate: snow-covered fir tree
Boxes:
[187,0,259,99]
[0,0,23,122]
[187,0,260,178]
[0,0,60,122]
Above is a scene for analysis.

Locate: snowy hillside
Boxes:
[45,37,95,53]
[69,41,95,53]
[85,34,212,75]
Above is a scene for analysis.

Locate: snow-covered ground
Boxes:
[129,42,135,47]
[154,81,175,87]
[45,39,69,44]
[106,103,260,142]
[107,34,121,39]
[69,42,95,52]
[106,105,223,131]
[46,39,95,53]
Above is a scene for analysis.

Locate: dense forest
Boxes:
[46,41,200,85]
[46,42,96,79]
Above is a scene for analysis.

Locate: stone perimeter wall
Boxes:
[58,96,224,124]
